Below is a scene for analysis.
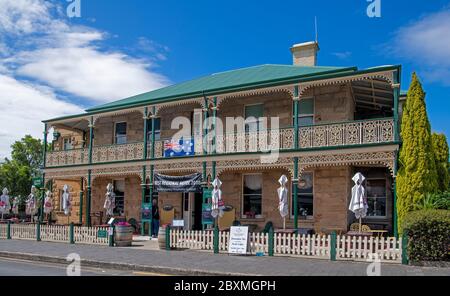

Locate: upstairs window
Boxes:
[63,138,73,151]
[294,98,315,126]
[115,122,127,145]
[146,118,161,141]
[245,104,264,133]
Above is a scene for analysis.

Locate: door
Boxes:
[183,192,191,230]
[192,193,203,230]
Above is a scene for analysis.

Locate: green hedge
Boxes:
[403,210,450,262]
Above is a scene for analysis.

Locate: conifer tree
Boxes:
[397,73,438,231]
[432,133,449,192]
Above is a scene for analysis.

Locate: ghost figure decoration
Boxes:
[0,188,11,219]
[211,178,224,218]
[349,172,368,220]
[277,175,289,217]
[26,186,37,216]
[62,185,72,216]
[12,196,20,215]
[103,183,116,217]
[43,190,53,214]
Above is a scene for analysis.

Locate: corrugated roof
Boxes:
[87,64,354,112]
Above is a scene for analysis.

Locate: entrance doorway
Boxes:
[192,193,203,230]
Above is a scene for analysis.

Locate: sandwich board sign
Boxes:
[228,226,249,254]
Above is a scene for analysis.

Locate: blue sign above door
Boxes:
[164,138,195,158]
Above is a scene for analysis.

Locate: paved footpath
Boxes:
[0,240,449,276]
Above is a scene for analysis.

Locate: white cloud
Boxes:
[391,9,450,85]
[0,0,170,157]
[332,51,352,60]
[0,74,83,159]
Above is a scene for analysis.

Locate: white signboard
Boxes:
[172,220,185,227]
[228,226,249,254]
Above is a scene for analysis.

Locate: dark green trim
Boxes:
[150,106,156,159]
[69,223,75,244]
[393,150,399,238]
[203,97,209,155]
[212,97,217,154]
[143,107,149,159]
[212,161,217,179]
[88,116,94,164]
[141,165,147,236]
[330,231,337,261]
[268,227,274,256]
[36,222,41,242]
[7,221,11,240]
[402,230,409,265]
[79,177,84,225]
[165,225,171,250]
[294,86,299,149]
[293,157,299,230]
[86,170,92,227]
[109,225,115,247]
[213,225,219,254]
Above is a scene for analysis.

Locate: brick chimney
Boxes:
[290,41,319,66]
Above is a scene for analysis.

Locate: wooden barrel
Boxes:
[158,226,168,250]
[115,225,133,247]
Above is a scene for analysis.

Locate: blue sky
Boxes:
[0,0,449,157]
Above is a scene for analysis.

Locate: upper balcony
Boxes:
[44,65,400,168]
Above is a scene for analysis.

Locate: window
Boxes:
[58,189,64,211]
[366,179,387,217]
[115,122,127,144]
[294,98,314,126]
[245,104,264,133]
[293,172,314,218]
[243,174,262,218]
[63,138,73,151]
[146,118,161,141]
[113,180,125,216]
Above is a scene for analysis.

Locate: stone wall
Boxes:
[94,111,144,146]
[51,179,84,225]
[52,127,85,151]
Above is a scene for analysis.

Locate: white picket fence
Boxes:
[0,223,110,246]
[169,229,402,263]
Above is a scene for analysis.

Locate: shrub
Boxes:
[403,210,450,262]
[415,192,450,211]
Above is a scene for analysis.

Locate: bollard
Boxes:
[268,227,274,257]
[36,221,41,242]
[69,223,75,244]
[213,226,219,254]
[330,231,337,261]
[402,230,409,265]
[7,221,11,240]
[165,225,171,250]
[109,225,115,247]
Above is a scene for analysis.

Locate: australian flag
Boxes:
[164,137,195,158]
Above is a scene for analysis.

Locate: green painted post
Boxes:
[393,71,400,142]
[109,224,115,247]
[165,225,171,250]
[402,230,409,265]
[330,231,337,261]
[148,165,154,236]
[40,123,48,223]
[293,86,300,150]
[39,174,46,223]
[203,97,209,155]
[212,161,217,180]
[268,227,274,256]
[393,151,399,239]
[86,170,92,227]
[293,157,299,231]
[36,221,41,242]
[213,225,219,254]
[141,166,147,236]
[79,178,84,225]
[151,106,156,159]
[143,107,149,159]
[7,221,11,240]
[88,116,94,164]
[212,97,217,154]
[69,223,75,244]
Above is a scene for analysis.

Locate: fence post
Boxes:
[268,227,274,257]
[7,221,11,240]
[330,231,337,261]
[213,226,219,254]
[36,222,41,242]
[69,223,75,244]
[109,225,115,247]
[165,225,171,250]
[401,230,409,265]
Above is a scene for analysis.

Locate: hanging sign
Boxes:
[32,177,43,188]
[141,203,152,221]
[228,226,249,254]
[202,204,214,226]
[154,173,202,193]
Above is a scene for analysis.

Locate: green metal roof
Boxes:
[86,64,355,112]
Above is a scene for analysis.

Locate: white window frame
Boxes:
[244,103,264,133]
[63,138,73,151]
[241,173,263,219]
[294,97,315,127]
[114,121,127,145]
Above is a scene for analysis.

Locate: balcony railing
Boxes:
[45,118,395,167]
[299,118,394,149]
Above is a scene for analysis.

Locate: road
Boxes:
[0,257,168,276]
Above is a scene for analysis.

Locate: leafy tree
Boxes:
[397,73,439,232]
[0,135,44,198]
[432,133,450,192]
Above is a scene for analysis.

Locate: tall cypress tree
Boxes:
[432,133,449,192]
[397,73,438,231]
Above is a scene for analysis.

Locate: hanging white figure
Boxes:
[43,190,53,214]
[349,172,368,219]
[12,196,19,215]
[26,186,37,216]
[0,188,11,218]
[211,178,224,218]
[277,175,289,229]
[62,185,72,216]
[103,183,115,217]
